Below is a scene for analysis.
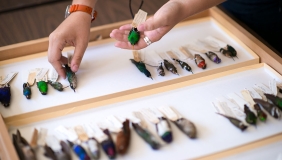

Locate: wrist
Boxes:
[72,0,97,8]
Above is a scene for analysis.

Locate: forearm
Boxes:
[72,0,97,8]
[170,0,225,21]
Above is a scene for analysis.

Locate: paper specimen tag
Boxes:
[55,126,78,142]
[247,88,262,99]
[223,99,245,119]
[67,52,73,66]
[106,115,123,133]
[158,106,178,121]
[213,101,235,117]
[132,9,147,28]
[166,51,178,63]
[145,51,163,65]
[133,50,141,62]
[35,68,48,81]
[127,113,141,124]
[89,123,108,143]
[83,124,95,138]
[253,87,267,101]
[186,43,206,54]
[254,84,273,94]
[179,47,193,60]
[241,90,255,107]
[74,125,89,142]
[46,135,61,151]
[28,70,36,85]
[227,93,249,109]
[0,72,18,85]
[205,36,226,48]
[37,128,48,146]
[30,128,38,148]
[141,109,160,124]
[48,68,59,82]
[133,111,147,129]
[269,79,278,96]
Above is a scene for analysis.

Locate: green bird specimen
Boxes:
[217,113,248,131]
[37,81,48,95]
[48,80,64,91]
[244,105,257,126]
[64,64,77,92]
[130,59,152,79]
[264,94,282,110]
[254,104,267,122]
[128,28,140,45]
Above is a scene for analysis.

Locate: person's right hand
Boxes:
[110,1,184,50]
[48,11,91,79]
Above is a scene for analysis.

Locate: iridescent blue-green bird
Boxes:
[23,83,31,99]
[64,64,77,92]
[130,59,152,80]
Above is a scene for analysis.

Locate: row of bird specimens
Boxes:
[13,106,196,160]
[213,79,282,131]
[133,36,237,78]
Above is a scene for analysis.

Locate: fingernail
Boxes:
[72,65,78,72]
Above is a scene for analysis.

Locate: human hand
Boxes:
[110,1,184,50]
[48,12,91,78]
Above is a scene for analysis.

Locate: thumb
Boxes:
[71,40,87,72]
[137,16,166,32]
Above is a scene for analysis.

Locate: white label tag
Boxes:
[36,68,48,81]
[127,113,141,124]
[106,115,123,133]
[186,43,206,54]
[227,93,249,109]
[241,90,255,107]
[55,126,78,142]
[247,88,262,99]
[46,135,61,151]
[213,101,235,117]
[205,36,226,48]
[48,68,59,82]
[74,125,89,142]
[0,72,18,85]
[89,123,108,143]
[158,106,178,121]
[141,109,160,124]
[253,86,267,101]
[178,47,193,60]
[144,51,163,66]
[37,128,48,146]
[269,79,278,96]
[254,84,273,94]
[67,52,73,66]
[132,9,147,28]
[133,111,148,129]
[166,51,178,63]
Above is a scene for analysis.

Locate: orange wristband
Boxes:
[65,4,97,22]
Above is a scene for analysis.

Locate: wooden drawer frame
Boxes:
[0,7,282,160]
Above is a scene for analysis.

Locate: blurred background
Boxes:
[0,0,167,47]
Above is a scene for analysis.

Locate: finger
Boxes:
[114,37,148,50]
[110,29,129,42]
[71,39,87,72]
[137,16,166,32]
[48,38,66,79]
[119,24,132,30]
